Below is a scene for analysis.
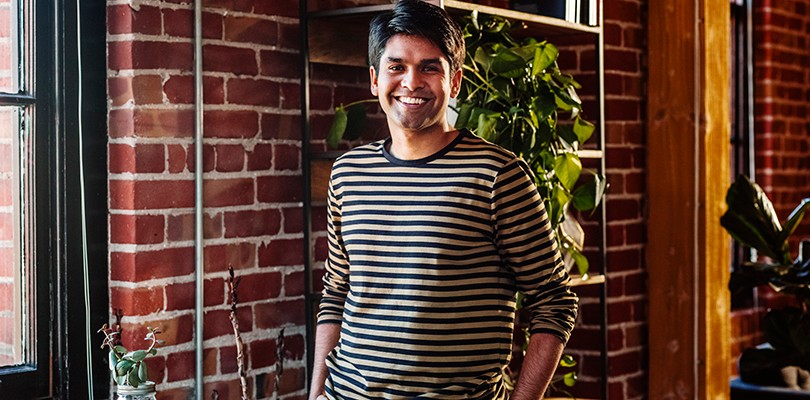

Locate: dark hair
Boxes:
[368,0,465,73]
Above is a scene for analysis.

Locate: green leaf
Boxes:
[532,43,558,76]
[491,48,526,78]
[114,345,128,355]
[129,350,147,362]
[115,359,134,377]
[559,354,577,368]
[116,375,127,386]
[128,366,141,387]
[568,246,589,276]
[530,89,556,123]
[475,110,501,141]
[148,348,157,356]
[108,350,117,371]
[326,106,347,149]
[138,361,148,382]
[549,186,572,226]
[474,47,493,71]
[554,153,582,191]
[572,173,607,211]
[573,116,595,144]
[343,103,368,141]
[563,371,577,387]
[779,198,810,245]
[454,103,474,130]
[721,175,789,263]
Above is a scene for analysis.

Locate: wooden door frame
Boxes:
[647,0,731,398]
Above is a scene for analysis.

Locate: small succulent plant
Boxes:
[99,324,162,388]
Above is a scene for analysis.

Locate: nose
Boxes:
[401,68,423,91]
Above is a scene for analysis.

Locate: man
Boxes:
[309,1,578,398]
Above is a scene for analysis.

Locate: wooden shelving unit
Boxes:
[300,1,608,398]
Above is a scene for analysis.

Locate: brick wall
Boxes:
[729,0,810,377]
[106,0,307,398]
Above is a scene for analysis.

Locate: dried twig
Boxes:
[275,328,285,393]
[228,266,250,400]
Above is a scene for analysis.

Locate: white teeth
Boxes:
[399,96,427,105]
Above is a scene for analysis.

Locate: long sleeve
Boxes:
[317,170,350,325]
[491,158,578,343]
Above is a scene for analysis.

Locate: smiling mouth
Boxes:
[396,96,430,105]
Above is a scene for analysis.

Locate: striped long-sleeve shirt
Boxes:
[318,129,578,399]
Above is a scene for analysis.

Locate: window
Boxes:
[0,0,108,395]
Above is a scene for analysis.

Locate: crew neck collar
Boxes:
[382,129,467,166]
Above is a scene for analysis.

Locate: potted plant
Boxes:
[721,175,810,390]
[99,323,162,400]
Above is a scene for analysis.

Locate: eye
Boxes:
[423,65,440,72]
[388,64,405,71]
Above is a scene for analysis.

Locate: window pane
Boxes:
[0,0,20,93]
[0,106,26,367]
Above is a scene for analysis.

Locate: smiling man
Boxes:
[308,1,578,399]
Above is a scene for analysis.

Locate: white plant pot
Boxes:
[116,381,156,400]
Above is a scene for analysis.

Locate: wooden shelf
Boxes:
[308,1,600,67]
[569,273,606,287]
[577,149,603,159]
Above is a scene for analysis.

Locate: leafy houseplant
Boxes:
[721,175,810,386]
[328,11,606,275]
[99,324,162,391]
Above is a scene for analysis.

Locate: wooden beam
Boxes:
[647,0,730,398]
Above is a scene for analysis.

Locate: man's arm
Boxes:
[307,323,341,400]
[510,333,564,400]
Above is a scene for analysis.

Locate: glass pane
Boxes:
[0,0,20,93]
[0,106,25,366]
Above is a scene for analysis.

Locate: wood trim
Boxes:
[647,0,731,398]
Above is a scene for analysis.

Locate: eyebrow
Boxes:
[385,57,443,66]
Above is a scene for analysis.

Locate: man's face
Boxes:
[369,34,462,135]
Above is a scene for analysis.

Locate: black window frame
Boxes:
[0,0,108,396]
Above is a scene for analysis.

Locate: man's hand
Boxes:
[510,333,565,400]
[308,323,341,400]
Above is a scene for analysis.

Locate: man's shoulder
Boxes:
[454,130,522,168]
[332,140,386,165]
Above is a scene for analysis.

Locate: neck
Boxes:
[388,124,459,160]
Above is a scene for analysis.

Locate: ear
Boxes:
[449,68,463,98]
[369,66,379,96]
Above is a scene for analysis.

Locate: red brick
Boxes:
[311,205,327,231]
[282,334,305,361]
[259,50,299,78]
[166,351,196,382]
[164,75,225,104]
[249,338,277,369]
[224,16,277,45]
[132,75,164,105]
[257,175,303,203]
[284,270,305,297]
[273,143,300,171]
[606,248,641,272]
[186,143,216,172]
[237,271,282,302]
[282,206,303,234]
[167,144,187,173]
[255,299,305,329]
[223,208,281,238]
[309,84,333,111]
[226,78,280,107]
[164,278,226,311]
[110,214,165,244]
[109,109,135,137]
[203,307,253,339]
[109,76,134,107]
[204,380,244,400]
[109,144,136,173]
[314,236,328,262]
[163,9,223,39]
[107,4,162,35]
[261,113,301,140]
[0,283,13,312]
[134,143,166,173]
[111,179,195,210]
[202,0,252,12]
[155,387,193,400]
[166,212,223,241]
[280,82,301,109]
[120,314,194,349]
[204,178,254,207]
[133,108,194,138]
[606,198,641,221]
[204,242,257,272]
[110,286,164,315]
[258,238,304,267]
[204,110,259,138]
[144,356,166,386]
[247,143,273,171]
[203,44,257,75]
[215,144,245,172]
[109,41,194,71]
[254,0,298,17]
[203,347,218,376]
[278,22,300,50]
[605,98,640,121]
[220,345,238,374]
